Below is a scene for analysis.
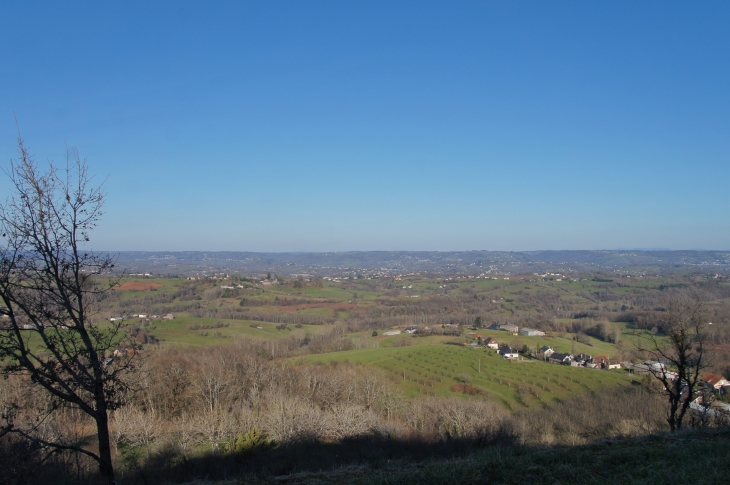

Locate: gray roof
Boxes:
[550,353,572,361]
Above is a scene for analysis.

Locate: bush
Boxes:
[575,333,592,346]
[230,428,269,456]
[457,372,472,384]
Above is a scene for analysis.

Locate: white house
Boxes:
[485,337,499,349]
[548,353,573,365]
[499,346,519,359]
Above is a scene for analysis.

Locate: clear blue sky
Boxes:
[1,1,728,251]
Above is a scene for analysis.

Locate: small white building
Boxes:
[485,337,499,349]
[499,346,519,359]
[548,353,573,365]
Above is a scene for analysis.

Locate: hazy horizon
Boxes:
[98,248,727,253]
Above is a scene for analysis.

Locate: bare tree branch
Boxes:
[634,288,709,432]
[0,136,128,483]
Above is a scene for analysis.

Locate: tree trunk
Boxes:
[95,411,115,483]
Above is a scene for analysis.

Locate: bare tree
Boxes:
[636,289,708,432]
[112,405,160,457]
[0,137,130,482]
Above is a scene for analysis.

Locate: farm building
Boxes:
[632,362,655,374]
[484,337,499,349]
[520,328,545,337]
[574,353,591,364]
[548,353,573,365]
[499,346,519,359]
[702,373,730,390]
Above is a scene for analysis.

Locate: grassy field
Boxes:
[236,427,730,485]
[102,274,722,380]
[298,341,634,407]
[148,317,330,347]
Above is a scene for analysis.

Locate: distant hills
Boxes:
[110,250,730,276]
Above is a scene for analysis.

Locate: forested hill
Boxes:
[110,250,730,276]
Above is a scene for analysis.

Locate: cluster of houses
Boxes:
[538,347,622,368]
[109,313,174,322]
[492,343,623,370]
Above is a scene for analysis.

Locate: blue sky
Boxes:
[1,1,728,251]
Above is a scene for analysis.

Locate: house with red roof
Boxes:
[702,373,730,390]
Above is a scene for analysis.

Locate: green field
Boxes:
[147,317,330,347]
[99,274,724,400]
[298,341,634,408]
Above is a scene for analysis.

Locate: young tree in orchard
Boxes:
[0,137,131,482]
[636,289,708,432]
